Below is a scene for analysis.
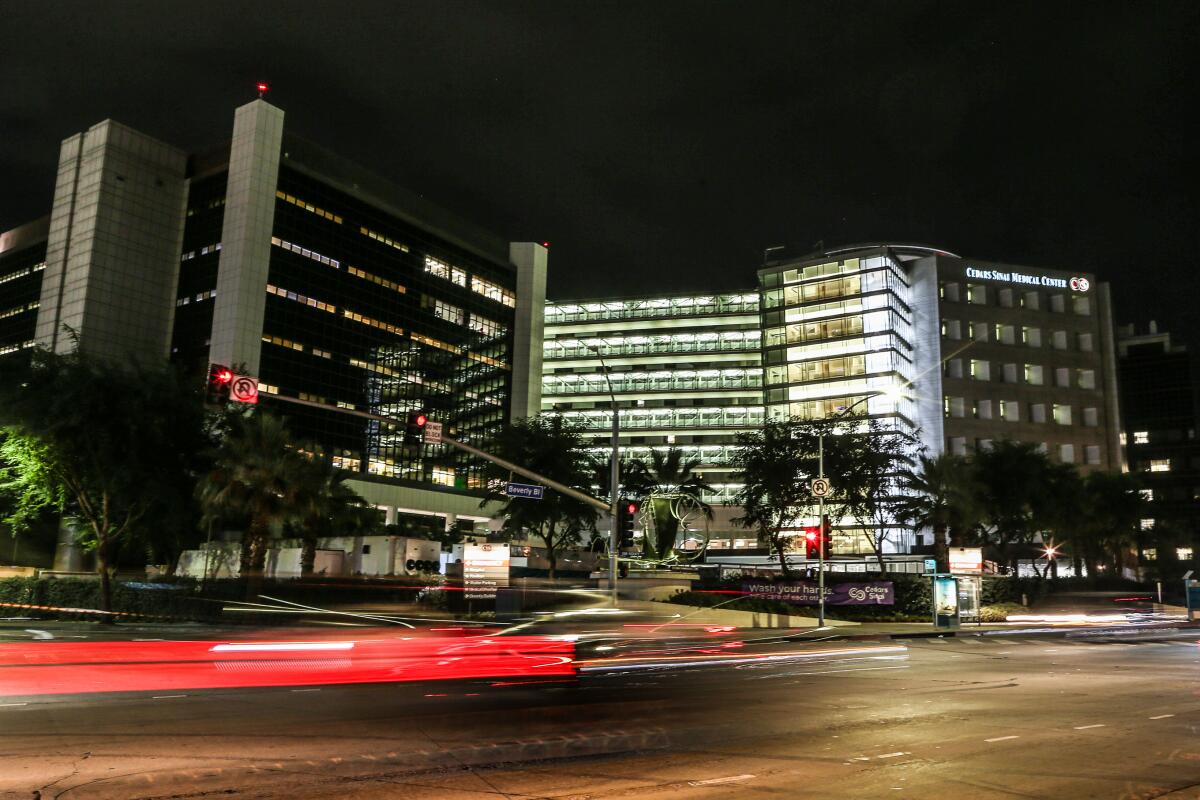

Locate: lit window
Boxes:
[1084,445,1101,465]
[1053,404,1072,426]
[360,226,410,253]
[424,255,467,286]
[1139,489,1154,501]
[469,315,503,338]
[1059,444,1075,463]
[432,299,465,326]
[470,274,516,307]
[1143,548,1157,561]
[1149,459,1171,472]
[1178,547,1194,561]
[1133,431,1149,444]
[271,236,340,270]
[276,190,342,223]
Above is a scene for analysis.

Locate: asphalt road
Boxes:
[2,627,1200,799]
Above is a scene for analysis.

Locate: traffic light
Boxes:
[206,363,234,405]
[404,411,428,445]
[618,500,638,547]
[803,517,833,560]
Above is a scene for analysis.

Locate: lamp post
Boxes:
[585,342,621,607]
[815,385,907,626]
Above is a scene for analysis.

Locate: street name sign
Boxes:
[505,482,545,500]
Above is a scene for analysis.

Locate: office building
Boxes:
[541,293,762,548]
[1117,322,1200,578]
[0,100,547,532]
[547,243,1124,558]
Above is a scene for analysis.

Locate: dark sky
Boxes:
[2,1,1196,338]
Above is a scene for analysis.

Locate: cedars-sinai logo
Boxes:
[1069,276,1090,292]
[848,587,867,601]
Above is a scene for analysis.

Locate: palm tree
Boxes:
[893,453,980,572]
[196,413,309,596]
[292,453,382,577]
[624,448,714,560]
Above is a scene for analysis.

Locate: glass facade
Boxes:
[543,292,763,512]
[171,164,518,493]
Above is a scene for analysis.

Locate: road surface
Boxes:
[2,625,1199,799]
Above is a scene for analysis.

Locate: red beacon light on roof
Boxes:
[256,82,269,98]
[541,241,550,248]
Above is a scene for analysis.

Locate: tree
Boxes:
[838,418,919,573]
[893,453,981,572]
[623,447,714,561]
[1080,470,1144,576]
[0,346,209,615]
[972,440,1054,570]
[196,412,310,595]
[482,416,599,578]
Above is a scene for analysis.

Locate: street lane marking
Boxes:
[153,694,187,699]
[689,774,755,786]
[291,688,321,692]
[24,629,53,639]
[0,702,28,707]
[985,735,1019,742]
[876,752,909,759]
[1149,714,1175,720]
[1074,724,1105,730]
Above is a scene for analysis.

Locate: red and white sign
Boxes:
[948,547,983,574]
[230,374,259,404]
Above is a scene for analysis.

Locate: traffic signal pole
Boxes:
[268,394,610,514]
[817,430,826,627]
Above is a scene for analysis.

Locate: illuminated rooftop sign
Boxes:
[966,267,1090,292]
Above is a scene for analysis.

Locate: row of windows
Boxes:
[944,396,1100,426]
[176,289,216,307]
[343,308,404,337]
[944,359,1096,389]
[265,283,338,314]
[947,437,1102,465]
[766,355,867,385]
[360,225,411,253]
[0,340,35,356]
[186,197,225,217]
[545,294,759,323]
[346,265,406,294]
[1142,547,1193,562]
[276,190,343,224]
[0,301,39,320]
[943,320,1094,351]
[942,282,1091,315]
[181,243,222,262]
[272,236,339,269]
[468,315,503,339]
[0,262,45,285]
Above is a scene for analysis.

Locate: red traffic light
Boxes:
[626,502,637,514]
[414,414,427,427]
[214,368,233,384]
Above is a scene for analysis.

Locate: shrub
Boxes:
[979,602,1025,622]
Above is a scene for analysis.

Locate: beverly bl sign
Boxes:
[966,267,1090,293]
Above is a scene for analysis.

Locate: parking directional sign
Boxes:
[505,482,545,500]
[811,478,831,497]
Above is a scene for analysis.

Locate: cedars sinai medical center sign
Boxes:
[965,267,1090,293]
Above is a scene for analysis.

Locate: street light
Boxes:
[584,342,621,607]
[814,383,908,627]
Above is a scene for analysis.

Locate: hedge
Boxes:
[0,577,221,621]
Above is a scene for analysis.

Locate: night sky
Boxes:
[2,1,1196,339]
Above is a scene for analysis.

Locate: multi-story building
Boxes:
[1117,322,1200,579]
[541,292,763,548]
[545,244,1125,559]
[0,99,547,535]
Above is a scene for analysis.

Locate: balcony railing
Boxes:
[545,335,761,360]
[546,294,759,324]
[561,407,765,430]
[544,372,763,395]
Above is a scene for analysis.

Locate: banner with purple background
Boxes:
[742,581,894,606]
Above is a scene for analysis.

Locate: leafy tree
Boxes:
[196,412,310,595]
[0,346,209,615]
[482,416,599,578]
[623,447,713,560]
[893,453,981,572]
[838,418,919,573]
